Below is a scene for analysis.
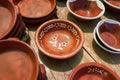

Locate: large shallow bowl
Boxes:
[0,39,46,80]
[35,19,84,59]
[68,62,120,80]
[67,0,105,20]
[96,19,120,52]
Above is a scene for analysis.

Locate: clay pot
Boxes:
[103,0,120,12]
[12,0,56,24]
[35,19,84,59]
[0,0,19,39]
[96,19,120,52]
[0,39,46,80]
[67,0,105,20]
[68,62,120,80]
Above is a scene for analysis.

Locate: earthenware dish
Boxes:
[103,0,120,12]
[0,0,18,39]
[96,19,120,52]
[0,39,46,80]
[67,0,105,20]
[93,26,120,54]
[35,19,84,59]
[68,62,120,80]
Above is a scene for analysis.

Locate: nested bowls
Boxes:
[14,0,56,24]
[68,62,120,80]
[103,0,120,12]
[0,39,46,80]
[0,0,26,40]
[35,19,84,59]
[67,0,105,20]
[95,19,120,53]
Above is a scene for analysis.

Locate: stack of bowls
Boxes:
[0,0,26,40]
[66,0,105,21]
[94,19,120,54]
[103,0,120,12]
[12,0,56,24]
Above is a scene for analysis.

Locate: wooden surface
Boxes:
[28,1,120,80]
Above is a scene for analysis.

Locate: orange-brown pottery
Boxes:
[0,39,46,80]
[68,62,120,80]
[0,0,18,39]
[35,19,84,59]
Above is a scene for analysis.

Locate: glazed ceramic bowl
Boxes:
[96,19,120,52]
[0,39,46,80]
[68,62,120,80]
[93,26,120,54]
[67,0,105,20]
[35,19,84,59]
[103,0,120,12]
[0,0,18,39]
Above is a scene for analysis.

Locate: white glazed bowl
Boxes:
[66,0,105,20]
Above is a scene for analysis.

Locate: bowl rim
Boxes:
[0,39,39,80]
[93,25,120,54]
[0,0,18,39]
[35,19,84,59]
[66,0,105,20]
[68,62,120,80]
[96,19,120,52]
[18,0,56,19]
[103,0,120,10]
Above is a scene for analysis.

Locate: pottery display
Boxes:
[35,19,84,59]
[96,19,120,52]
[66,0,105,20]
[103,0,120,12]
[0,39,46,80]
[68,62,120,80]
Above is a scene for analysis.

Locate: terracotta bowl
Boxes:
[93,26,120,54]
[35,19,84,59]
[0,0,18,39]
[96,19,120,52]
[103,0,120,12]
[68,62,120,80]
[16,0,56,19]
[67,0,105,20]
[0,39,46,80]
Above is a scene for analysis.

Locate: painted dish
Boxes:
[68,62,120,80]
[35,19,84,59]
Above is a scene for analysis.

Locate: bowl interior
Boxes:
[0,40,38,80]
[18,0,56,18]
[0,0,16,39]
[69,63,120,80]
[97,20,120,51]
[36,20,84,59]
[67,0,105,20]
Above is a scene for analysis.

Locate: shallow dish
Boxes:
[0,39,46,80]
[67,0,105,20]
[35,19,84,59]
[68,62,120,80]
[93,26,120,54]
[96,19,120,52]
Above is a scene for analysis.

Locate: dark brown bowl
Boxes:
[96,19,120,52]
[68,62,120,80]
[0,39,46,80]
[35,19,84,59]
[0,0,18,39]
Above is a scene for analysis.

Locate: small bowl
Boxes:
[0,0,18,39]
[96,19,120,52]
[93,26,120,54]
[0,39,46,80]
[67,0,105,20]
[35,19,84,59]
[68,62,120,80]
[103,0,120,12]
